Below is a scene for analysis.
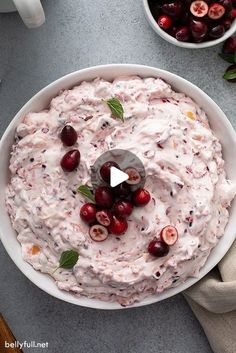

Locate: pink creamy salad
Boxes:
[6,76,236,306]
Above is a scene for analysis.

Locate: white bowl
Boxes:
[1,64,236,310]
[143,0,236,49]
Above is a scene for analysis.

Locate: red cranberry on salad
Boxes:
[89,224,108,242]
[80,203,97,224]
[61,149,80,172]
[132,188,151,207]
[124,167,141,185]
[113,199,133,217]
[61,125,78,146]
[100,161,120,183]
[148,239,170,257]
[160,225,178,245]
[114,182,131,198]
[109,215,128,235]
[95,186,114,209]
[96,209,113,226]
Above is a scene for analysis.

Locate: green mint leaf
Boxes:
[219,53,236,64]
[59,250,79,268]
[59,250,79,269]
[77,185,95,202]
[223,68,236,81]
[106,98,124,122]
[53,250,79,273]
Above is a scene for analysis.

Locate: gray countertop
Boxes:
[0,1,235,352]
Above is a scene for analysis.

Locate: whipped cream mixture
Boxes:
[6,76,235,305]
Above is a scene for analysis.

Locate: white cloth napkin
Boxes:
[184,239,236,353]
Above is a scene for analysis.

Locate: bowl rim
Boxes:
[1,63,236,310]
[143,0,236,49]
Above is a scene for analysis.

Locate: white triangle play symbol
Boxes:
[110,166,129,187]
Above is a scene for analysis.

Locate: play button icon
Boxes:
[90,149,146,191]
[110,166,128,187]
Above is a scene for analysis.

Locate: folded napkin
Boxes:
[184,239,236,353]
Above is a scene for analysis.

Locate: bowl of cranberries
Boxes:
[143,0,236,48]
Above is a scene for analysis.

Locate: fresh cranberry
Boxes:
[60,149,80,172]
[222,36,236,53]
[190,1,209,17]
[109,215,128,235]
[230,8,236,18]
[224,64,236,82]
[221,18,232,30]
[113,200,133,217]
[150,2,162,18]
[209,24,225,38]
[96,209,112,226]
[175,26,191,41]
[148,239,169,257]
[132,188,151,207]
[100,161,120,183]
[208,3,226,19]
[190,19,208,39]
[219,0,233,11]
[95,186,114,208]
[169,25,178,37]
[80,203,97,224]
[161,2,183,18]
[180,11,190,24]
[89,224,108,242]
[160,225,178,245]
[114,182,131,198]
[158,14,173,30]
[124,167,141,185]
[184,0,195,5]
[60,125,78,146]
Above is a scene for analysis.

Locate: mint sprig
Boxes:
[223,68,236,81]
[106,98,124,122]
[219,53,236,64]
[77,185,95,202]
[53,250,79,273]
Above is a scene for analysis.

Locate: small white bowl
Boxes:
[143,0,236,49]
[1,64,236,309]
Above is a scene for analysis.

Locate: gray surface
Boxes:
[0,0,235,352]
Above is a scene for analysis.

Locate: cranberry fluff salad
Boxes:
[6,76,236,306]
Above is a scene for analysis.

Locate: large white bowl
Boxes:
[143,0,236,49]
[1,64,236,309]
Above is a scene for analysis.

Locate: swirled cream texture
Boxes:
[6,76,236,306]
